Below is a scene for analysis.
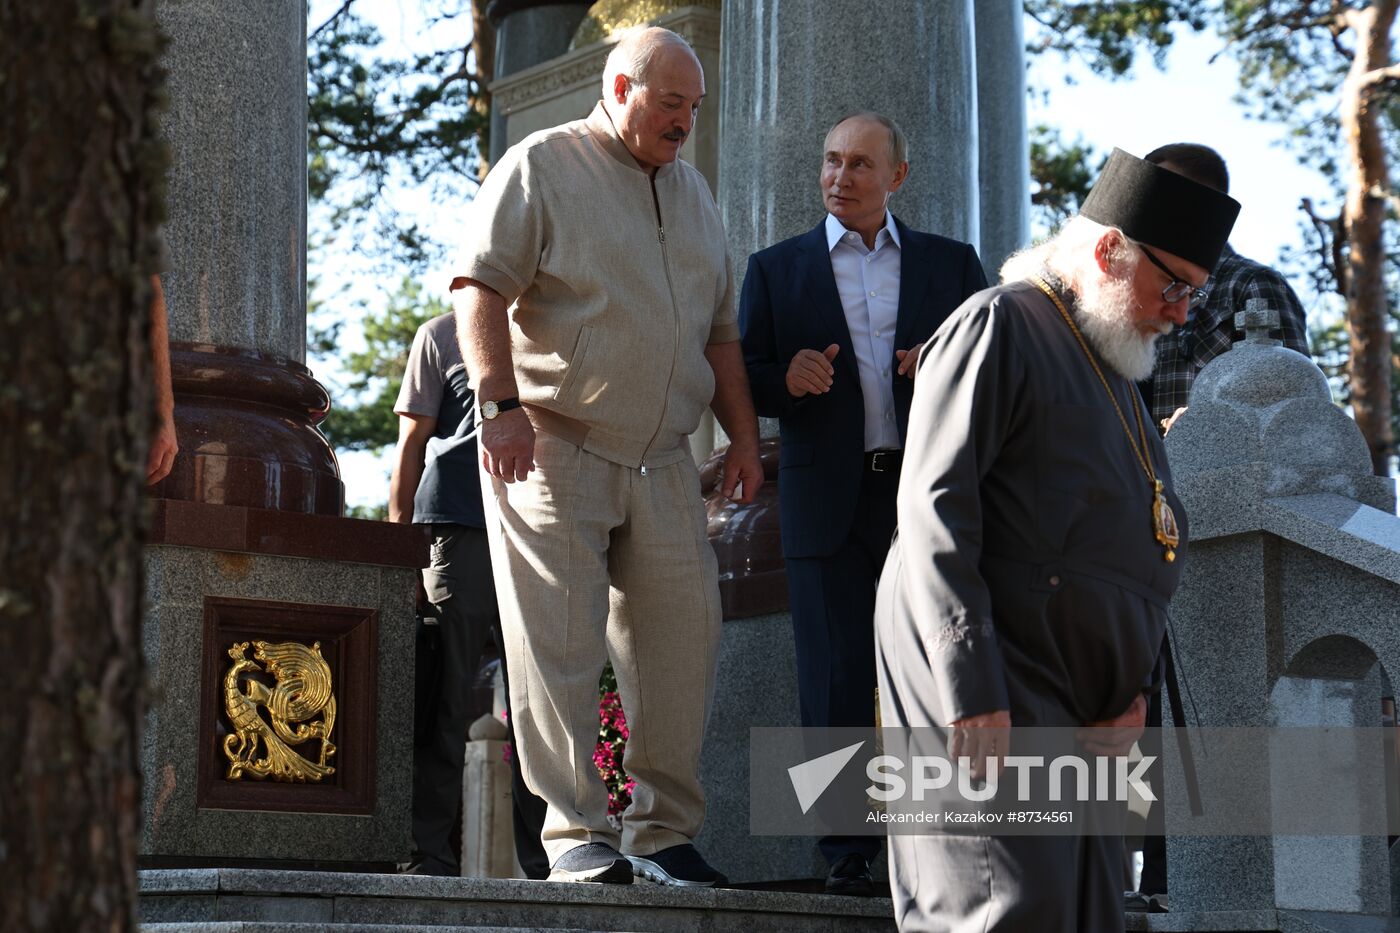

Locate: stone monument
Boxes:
[487,0,596,165]
[1160,302,1400,929]
[140,0,424,867]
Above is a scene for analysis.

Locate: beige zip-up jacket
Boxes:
[457,102,737,469]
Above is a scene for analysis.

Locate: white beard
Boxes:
[1074,274,1167,382]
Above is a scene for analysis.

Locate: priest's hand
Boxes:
[948,709,1011,782]
[1077,693,1148,757]
[785,343,839,397]
[894,341,925,379]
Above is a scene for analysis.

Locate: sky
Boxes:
[307,0,475,509]
[314,10,1340,509]
[1025,27,1332,291]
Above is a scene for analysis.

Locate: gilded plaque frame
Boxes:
[197,595,378,815]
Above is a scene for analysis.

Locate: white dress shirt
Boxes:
[825,211,902,451]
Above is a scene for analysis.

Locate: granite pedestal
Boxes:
[695,611,819,885]
[141,503,424,865]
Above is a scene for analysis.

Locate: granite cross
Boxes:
[1234,298,1282,347]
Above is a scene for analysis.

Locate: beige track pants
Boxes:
[482,432,722,864]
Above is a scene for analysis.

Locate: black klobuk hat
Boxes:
[1080,148,1241,271]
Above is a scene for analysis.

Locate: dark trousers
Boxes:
[496,629,549,879]
[412,523,548,878]
[891,824,1127,932]
[784,461,899,865]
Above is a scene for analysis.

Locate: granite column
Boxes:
[154,0,338,514]
[720,0,980,273]
[975,0,1031,278]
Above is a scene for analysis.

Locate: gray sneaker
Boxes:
[548,842,633,884]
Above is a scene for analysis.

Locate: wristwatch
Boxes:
[480,397,521,420]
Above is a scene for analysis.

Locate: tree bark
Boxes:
[0,2,164,930]
[472,0,496,176]
[1341,1,1397,475]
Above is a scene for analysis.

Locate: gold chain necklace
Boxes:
[1031,276,1179,562]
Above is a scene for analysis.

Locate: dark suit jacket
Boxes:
[740,215,988,559]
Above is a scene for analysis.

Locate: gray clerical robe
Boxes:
[874,278,1186,933]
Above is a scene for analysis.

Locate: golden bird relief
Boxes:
[223,640,337,782]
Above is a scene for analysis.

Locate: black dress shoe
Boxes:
[628,844,728,887]
[825,853,875,896]
[1124,891,1169,913]
[399,857,455,876]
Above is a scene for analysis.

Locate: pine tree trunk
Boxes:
[0,2,165,930]
[1341,1,1398,475]
[472,0,496,176]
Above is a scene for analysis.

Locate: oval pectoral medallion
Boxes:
[1152,481,1180,563]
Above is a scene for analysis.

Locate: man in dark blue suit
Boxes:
[739,111,987,895]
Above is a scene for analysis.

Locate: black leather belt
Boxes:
[865,449,902,473]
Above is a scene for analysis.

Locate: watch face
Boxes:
[482,400,499,419]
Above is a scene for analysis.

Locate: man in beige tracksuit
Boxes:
[451,26,762,887]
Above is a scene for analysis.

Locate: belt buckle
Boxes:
[870,451,892,473]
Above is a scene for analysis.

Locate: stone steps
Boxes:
[145,926,595,932]
[139,869,896,932]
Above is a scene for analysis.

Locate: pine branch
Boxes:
[1302,196,1348,297]
[311,0,358,41]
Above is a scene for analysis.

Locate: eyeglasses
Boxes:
[1138,245,1207,305]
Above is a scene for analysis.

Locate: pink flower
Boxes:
[594,685,633,816]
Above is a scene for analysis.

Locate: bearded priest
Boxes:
[874,148,1240,933]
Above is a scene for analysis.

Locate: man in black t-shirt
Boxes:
[391,312,546,878]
